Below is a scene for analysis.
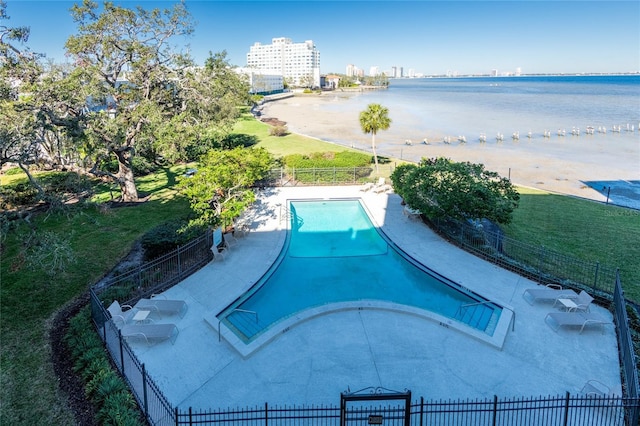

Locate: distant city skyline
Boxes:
[4,1,639,76]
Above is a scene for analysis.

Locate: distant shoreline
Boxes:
[262,94,640,209]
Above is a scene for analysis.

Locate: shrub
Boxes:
[391,157,520,224]
[140,219,206,261]
[0,181,39,208]
[97,391,143,426]
[65,305,144,425]
[269,125,288,136]
[283,151,371,168]
[140,221,183,260]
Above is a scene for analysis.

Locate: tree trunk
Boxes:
[115,149,139,202]
[371,132,379,172]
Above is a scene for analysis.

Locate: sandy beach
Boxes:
[262,93,640,207]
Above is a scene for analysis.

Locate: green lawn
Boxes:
[503,187,640,301]
[1,115,638,424]
[1,167,192,425]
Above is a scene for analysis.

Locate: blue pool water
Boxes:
[218,200,502,344]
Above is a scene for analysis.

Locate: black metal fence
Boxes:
[430,217,619,299]
[255,166,395,187]
[172,395,639,426]
[93,232,213,306]
[613,271,640,424]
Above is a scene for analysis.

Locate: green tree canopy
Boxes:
[181,147,274,228]
[64,1,249,202]
[359,103,391,172]
[391,157,520,224]
[0,0,48,196]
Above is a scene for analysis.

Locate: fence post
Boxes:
[119,329,125,374]
[404,391,411,426]
[142,363,149,419]
[419,396,424,426]
[175,407,179,426]
[538,246,545,284]
[492,395,498,426]
[265,402,268,426]
[177,246,182,277]
[593,262,600,292]
[189,406,193,426]
[562,392,570,426]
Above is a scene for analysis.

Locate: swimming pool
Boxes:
[217,199,511,356]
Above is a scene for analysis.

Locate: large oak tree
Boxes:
[64,0,249,202]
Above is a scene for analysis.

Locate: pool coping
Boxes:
[206,300,514,359]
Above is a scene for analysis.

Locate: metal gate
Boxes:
[340,387,411,426]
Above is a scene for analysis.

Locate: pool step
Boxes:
[225,310,266,342]
[454,303,494,332]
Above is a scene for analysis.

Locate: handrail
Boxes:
[232,309,259,322]
[502,305,516,332]
[218,309,259,342]
[455,300,495,318]
[460,300,496,309]
[279,206,291,224]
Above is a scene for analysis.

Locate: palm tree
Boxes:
[359,103,391,172]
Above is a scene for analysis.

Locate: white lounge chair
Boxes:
[373,184,392,193]
[359,182,374,192]
[211,227,228,261]
[403,205,421,219]
[134,297,188,318]
[581,379,612,397]
[224,230,238,247]
[233,220,251,238]
[544,311,610,334]
[573,290,594,312]
[120,323,179,345]
[107,301,138,325]
[522,284,578,305]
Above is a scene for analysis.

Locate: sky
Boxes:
[3,0,640,76]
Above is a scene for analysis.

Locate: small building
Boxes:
[235,67,285,95]
[322,74,341,89]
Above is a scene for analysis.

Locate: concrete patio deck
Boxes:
[126,186,621,411]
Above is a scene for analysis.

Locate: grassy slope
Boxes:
[504,187,640,301]
[0,167,191,425]
[1,115,637,424]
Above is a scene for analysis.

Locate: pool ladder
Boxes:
[279,206,304,228]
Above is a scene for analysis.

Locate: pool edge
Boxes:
[212,300,514,359]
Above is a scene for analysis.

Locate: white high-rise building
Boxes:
[246,37,321,88]
[369,66,380,76]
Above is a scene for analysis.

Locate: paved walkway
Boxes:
[128,186,621,412]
